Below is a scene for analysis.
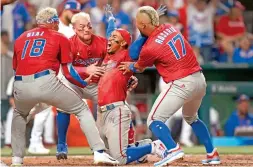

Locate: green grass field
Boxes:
[1,146,253,157]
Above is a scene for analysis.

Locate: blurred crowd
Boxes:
[1,0,253,150]
[1,0,253,65]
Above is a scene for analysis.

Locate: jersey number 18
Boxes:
[21,39,46,59]
[167,34,186,60]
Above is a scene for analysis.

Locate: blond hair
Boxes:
[71,12,91,24]
[36,7,58,24]
[137,6,159,26]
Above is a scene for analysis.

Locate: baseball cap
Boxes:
[236,94,250,102]
[116,29,132,46]
[64,0,81,12]
[233,1,245,10]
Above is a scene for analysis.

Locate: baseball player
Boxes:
[95,6,167,165]
[11,7,119,166]
[119,6,221,166]
[25,0,81,155]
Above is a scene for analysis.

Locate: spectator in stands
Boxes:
[225,94,253,136]
[2,0,32,41]
[100,0,131,37]
[1,31,14,131]
[216,1,246,61]
[90,0,106,36]
[187,0,218,64]
[232,36,253,64]
[167,10,183,33]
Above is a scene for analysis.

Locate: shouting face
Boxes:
[107,30,126,54]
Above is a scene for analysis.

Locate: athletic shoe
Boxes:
[11,157,23,166]
[202,148,221,165]
[93,151,119,165]
[28,143,50,154]
[135,139,152,163]
[154,143,184,167]
[56,143,68,160]
[151,140,167,158]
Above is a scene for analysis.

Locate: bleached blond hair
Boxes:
[36,7,58,24]
[71,12,91,24]
[137,6,159,26]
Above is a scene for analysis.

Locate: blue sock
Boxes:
[191,119,214,153]
[149,120,176,150]
[126,144,152,164]
[57,111,70,145]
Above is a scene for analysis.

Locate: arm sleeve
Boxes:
[106,18,117,39]
[136,48,156,68]
[62,63,88,88]
[129,35,148,60]
[59,35,73,64]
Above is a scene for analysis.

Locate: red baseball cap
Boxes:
[116,28,132,46]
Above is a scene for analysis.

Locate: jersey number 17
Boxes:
[167,34,186,60]
[21,39,46,59]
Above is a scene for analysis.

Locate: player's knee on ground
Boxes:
[183,114,199,125]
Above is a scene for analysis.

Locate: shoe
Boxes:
[154,143,184,167]
[135,139,152,163]
[151,140,167,158]
[11,157,23,166]
[28,144,50,154]
[56,143,68,160]
[202,148,221,165]
[93,151,119,165]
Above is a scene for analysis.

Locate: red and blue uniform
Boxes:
[137,24,201,83]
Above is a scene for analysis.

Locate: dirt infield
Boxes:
[2,154,253,166]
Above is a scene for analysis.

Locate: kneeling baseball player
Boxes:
[94,5,167,165]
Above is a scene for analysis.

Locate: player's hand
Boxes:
[118,62,132,75]
[157,4,167,17]
[86,62,105,77]
[84,74,94,85]
[104,4,114,21]
[127,76,138,91]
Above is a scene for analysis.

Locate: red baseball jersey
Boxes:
[216,15,246,36]
[69,34,107,82]
[13,27,72,75]
[98,50,133,106]
[137,24,201,83]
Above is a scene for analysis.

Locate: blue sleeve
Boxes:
[224,114,236,136]
[22,4,31,23]
[68,63,87,87]
[129,35,148,60]
[121,13,131,25]
[106,18,116,39]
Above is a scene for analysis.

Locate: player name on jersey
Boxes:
[155,26,177,45]
[27,31,45,38]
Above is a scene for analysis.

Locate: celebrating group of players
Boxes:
[10,0,221,166]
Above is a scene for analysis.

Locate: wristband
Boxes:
[129,63,137,73]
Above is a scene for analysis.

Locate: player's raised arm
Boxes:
[104,4,116,39]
